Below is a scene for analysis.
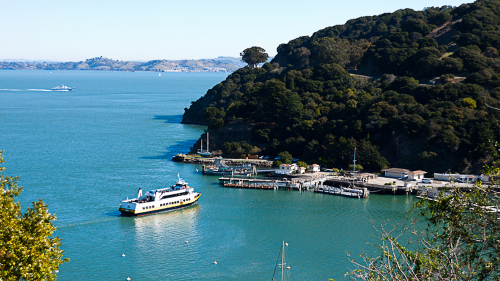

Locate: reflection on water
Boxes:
[132,204,200,238]
[131,205,201,270]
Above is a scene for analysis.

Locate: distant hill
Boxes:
[0,56,242,72]
[182,0,500,175]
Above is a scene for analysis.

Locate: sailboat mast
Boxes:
[353,147,357,186]
[207,132,209,153]
[281,240,284,281]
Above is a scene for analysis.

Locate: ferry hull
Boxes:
[119,194,201,217]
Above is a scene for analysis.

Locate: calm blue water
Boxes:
[0,70,417,280]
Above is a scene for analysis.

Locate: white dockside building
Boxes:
[382,168,427,180]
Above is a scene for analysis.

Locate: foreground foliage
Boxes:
[0,151,68,280]
[347,175,500,280]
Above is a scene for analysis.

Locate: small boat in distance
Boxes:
[118,174,201,216]
[51,84,74,91]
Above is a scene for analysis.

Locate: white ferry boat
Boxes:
[119,175,201,216]
[51,84,74,91]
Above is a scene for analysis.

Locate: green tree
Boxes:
[348,180,500,280]
[272,160,283,168]
[278,151,293,164]
[347,164,364,171]
[311,37,355,67]
[296,161,308,168]
[0,151,68,280]
[240,47,269,68]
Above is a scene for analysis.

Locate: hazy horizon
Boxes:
[2,0,471,62]
[0,56,242,63]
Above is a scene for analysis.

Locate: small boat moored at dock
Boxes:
[314,148,369,198]
[315,185,369,198]
[119,174,201,216]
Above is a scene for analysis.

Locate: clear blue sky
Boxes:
[1,0,470,62]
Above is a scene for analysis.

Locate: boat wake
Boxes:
[0,88,52,92]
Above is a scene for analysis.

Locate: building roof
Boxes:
[382,168,410,173]
[407,170,427,175]
[279,164,298,168]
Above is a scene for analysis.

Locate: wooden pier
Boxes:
[218,175,419,195]
[218,177,326,190]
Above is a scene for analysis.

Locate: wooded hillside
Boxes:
[182,0,500,174]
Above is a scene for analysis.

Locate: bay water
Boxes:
[0,70,417,280]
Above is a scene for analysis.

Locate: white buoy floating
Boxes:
[287,266,291,269]
[122,253,126,257]
[126,277,131,281]
[185,240,189,244]
[285,242,289,246]
[196,169,199,172]
[213,261,218,265]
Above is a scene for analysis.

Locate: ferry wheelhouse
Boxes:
[119,175,201,216]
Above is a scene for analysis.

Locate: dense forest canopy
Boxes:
[182,0,500,174]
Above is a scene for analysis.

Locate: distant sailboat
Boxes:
[159,72,161,76]
[198,132,213,157]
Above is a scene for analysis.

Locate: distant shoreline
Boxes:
[0,56,245,73]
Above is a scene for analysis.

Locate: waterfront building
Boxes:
[434,173,488,183]
[308,164,320,173]
[407,170,427,180]
[276,163,298,175]
[382,168,427,181]
[382,168,410,179]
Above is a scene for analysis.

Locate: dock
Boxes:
[324,178,418,195]
[314,185,369,198]
[218,176,329,190]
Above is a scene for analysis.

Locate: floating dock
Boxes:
[324,178,418,195]
[314,185,369,198]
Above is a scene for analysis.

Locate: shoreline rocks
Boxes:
[172,154,273,167]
